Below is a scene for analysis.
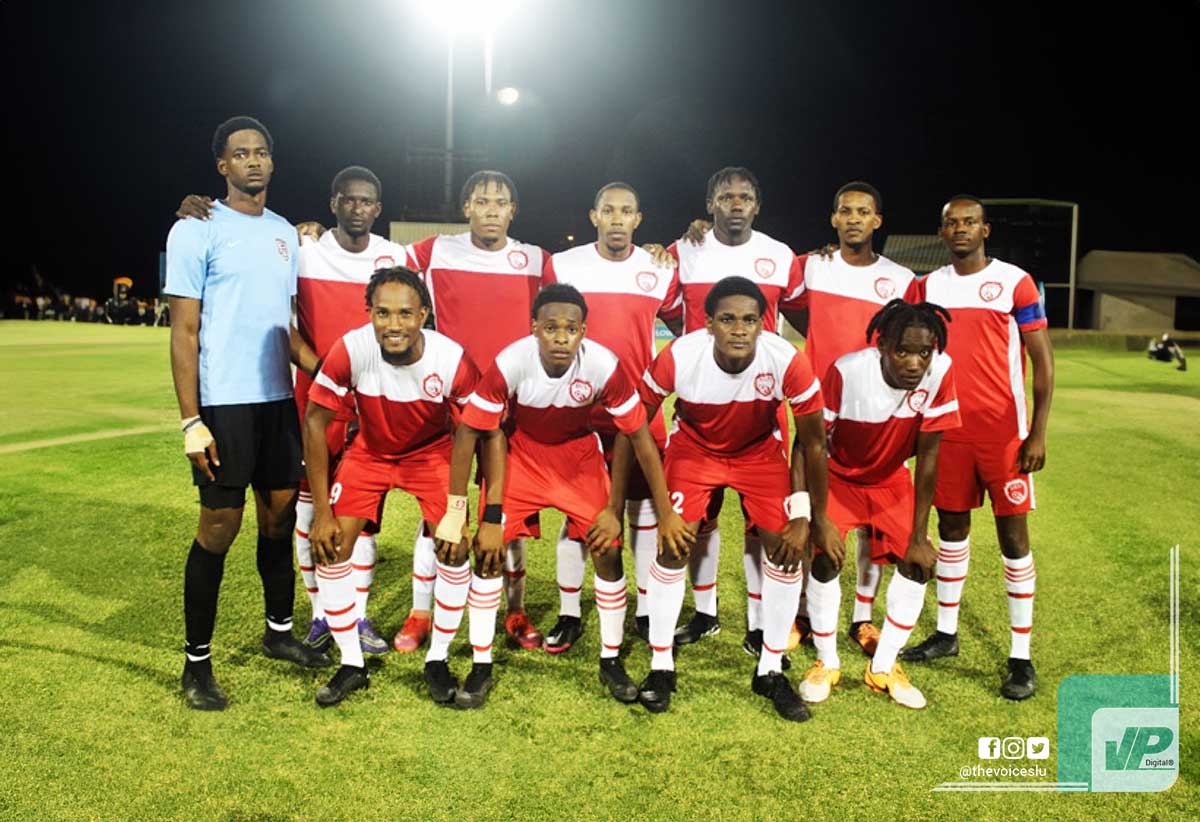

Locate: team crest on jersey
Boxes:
[1004,478,1029,505]
[979,281,1004,302]
[568,378,594,403]
[373,255,396,270]
[422,373,444,399]
[753,372,776,397]
[507,250,529,270]
[906,388,929,412]
[874,278,897,299]
[275,239,290,262]
[753,258,776,279]
[635,271,658,293]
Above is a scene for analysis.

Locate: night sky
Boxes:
[6,0,1198,299]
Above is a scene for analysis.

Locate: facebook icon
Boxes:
[978,737,1002,759]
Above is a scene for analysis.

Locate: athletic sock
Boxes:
[425,560,471,663]
[689,525,719,617]
[468,574,503,663]
[806,573,842,670]
[411,524,437,613]
[852,527,881,623]
[627,499,657,618]
[744,535,764,632]
[295,494,320,615]
[555,524,586,618]
[184,540,226,663]
[594,575,627,659]
[317,560,362,668]
[503,540,527,613]
[257,533,294,633]
[758,558,802,675]
[1003,552,1036,660]
[351,532,376,621]
[648,560,686,671]
[872,572,926,673]
[935,537,970,634]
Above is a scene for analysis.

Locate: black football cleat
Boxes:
[263,629,334,668]
[454,663,495,709]
[741,629,791,670]
[673,611,720,646]
[637,669,677,713]
[315,664,370,707]
[599,657,639,703]
[181,663,227,711]
[543,615,583,654]
[751,670,811,723]
[899,631,959,663]
[423,660,458,704]
[1000,658,1037,701]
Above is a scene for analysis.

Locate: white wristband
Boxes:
[435,494,469,543]
[784,492,811,521]
[180,415,203,433]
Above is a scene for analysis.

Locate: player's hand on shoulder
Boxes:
[296,221,327,242]
[177,195,214,221]
[813,517,844,570]
[474,522,506,576]
[1018,433,1046,473]
[585,506,622,556]
[642,243,678,268]
[805,243,837,261]
[683,219,711,245]
[310,509,342,566]
[657,511,697,560]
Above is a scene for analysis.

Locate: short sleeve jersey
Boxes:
[823,348,961,486]
[543,243,678,440]
[309,326,479,459]
[462,336,646,445]
[407,233,551,373]
[164,201,298,406]
[797,253,920,380]
[659,229,805,334]
[918,259,1047,441]
[640,330,822,457]
[296,231,410,419]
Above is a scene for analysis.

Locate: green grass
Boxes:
[0,320,1195,820]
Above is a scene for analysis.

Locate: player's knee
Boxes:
[896,560,927,584]
[996,517,1030,559]
[198,510,242,554]
[937,510,971,542]
[811,551,838,582]
[593,549,623,581]
[656,552,688,571]
[698,518,719,536]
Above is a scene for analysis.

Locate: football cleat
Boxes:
[864,662,926,709]
[789,615,814,650]
[751,670,811,722]
[899,630,959,663]
[454,663,494,709]
[543,615,583,654]
[181,664,227,711]
[848,621,881,657]
[637,669,677,713]
[797,660,842,704]
[599,657,639,703]
[673,611,720,646]
[1000,658,1037,701]
[315,664,370,707]
[392,612,432,653]
[504,610,543,651]
[263,629,333,668]
[358,619,389,655]
[303,617,332,654]
[423,660,458,704]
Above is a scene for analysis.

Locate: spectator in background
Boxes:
[1148,333,1187,371]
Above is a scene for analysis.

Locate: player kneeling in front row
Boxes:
[800,300,959,710]
[446,283,693,707]
[303,267,481,707]
[634,276,840,721]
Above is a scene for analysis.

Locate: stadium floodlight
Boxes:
[496,86,520,106]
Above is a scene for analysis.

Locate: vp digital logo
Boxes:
[1090,707,1178,792]
[1105,726,1174,771]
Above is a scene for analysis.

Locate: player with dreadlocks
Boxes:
[798,300,961,710]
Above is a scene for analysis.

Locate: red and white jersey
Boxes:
[797,252,920,380]
[544,242,678,442]
[406,232,551,373]
[296,232,409,419]
[918,259,1048,441]
[462,336,646,445]
[640,329,822,457]
[309,326,479,459]
[824,348,961,486]
[660,229,805,334]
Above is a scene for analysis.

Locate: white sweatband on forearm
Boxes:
[784,492,811,521]
[435,494,469,543]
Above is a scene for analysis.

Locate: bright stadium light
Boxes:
[497,86,520,106]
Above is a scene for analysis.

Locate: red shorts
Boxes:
[329,441,450,529]
[823,470,914,565]
[665,434,790,533]
[298,416,353,494]
[935,436,1035,517]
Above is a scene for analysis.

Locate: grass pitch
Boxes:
[0,321,1194,820]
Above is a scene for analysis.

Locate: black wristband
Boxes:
[482,504,503,524]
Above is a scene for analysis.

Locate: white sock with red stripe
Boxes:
[806,574,841,670]
[503,540,527,613]
[351,533,375,620]
[316,561,363,668]
[871,572,926,673]
[411,525,437,613]
[594,575,627,659]
[689,526,719,617]
[648,560,686,671]
[1003,553,1036,659]
[426,561,471,663]
[468,574,503,663]
[758,558,802,675]
[935,538,970,634]
[555,524,586,618]
[295,495,320,615]
[744,533,764,632]
[852,527,880,623]
[627,499,656,618]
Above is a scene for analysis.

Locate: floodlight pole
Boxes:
[443,34,456,218]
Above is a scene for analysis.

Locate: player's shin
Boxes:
[627,499,657,618]
[648,560,686,670]
[503,540,527,613]
[295,493,319,614]
[758,558,802,675]
[689,524,720,617]
[556,523,586,618]
[935,538,970,634]
[744,536,764,632]
[184,540,226,665]
[806,570,842,670]
[351,532,376,620]
[853,527,881,623]
[257,534,295,634]
[872,571,926,673]
[317,561,363,668]
[411,522,437,613]
[594,573,627,659]
[1003,552,1035,660]
[468,574,503,663]
[426,561,471,662]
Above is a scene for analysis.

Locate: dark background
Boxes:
[5,0,1198,299]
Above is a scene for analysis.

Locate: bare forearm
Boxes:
[479,430,506,505]
[303,409,335,513]
[911,445,939,541]
[169,325,201,419]
[630,427,673,517]
[609,434,632,509]
[291,325,320,377]
[448,425,481,497]
[1029,357,1054,437]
